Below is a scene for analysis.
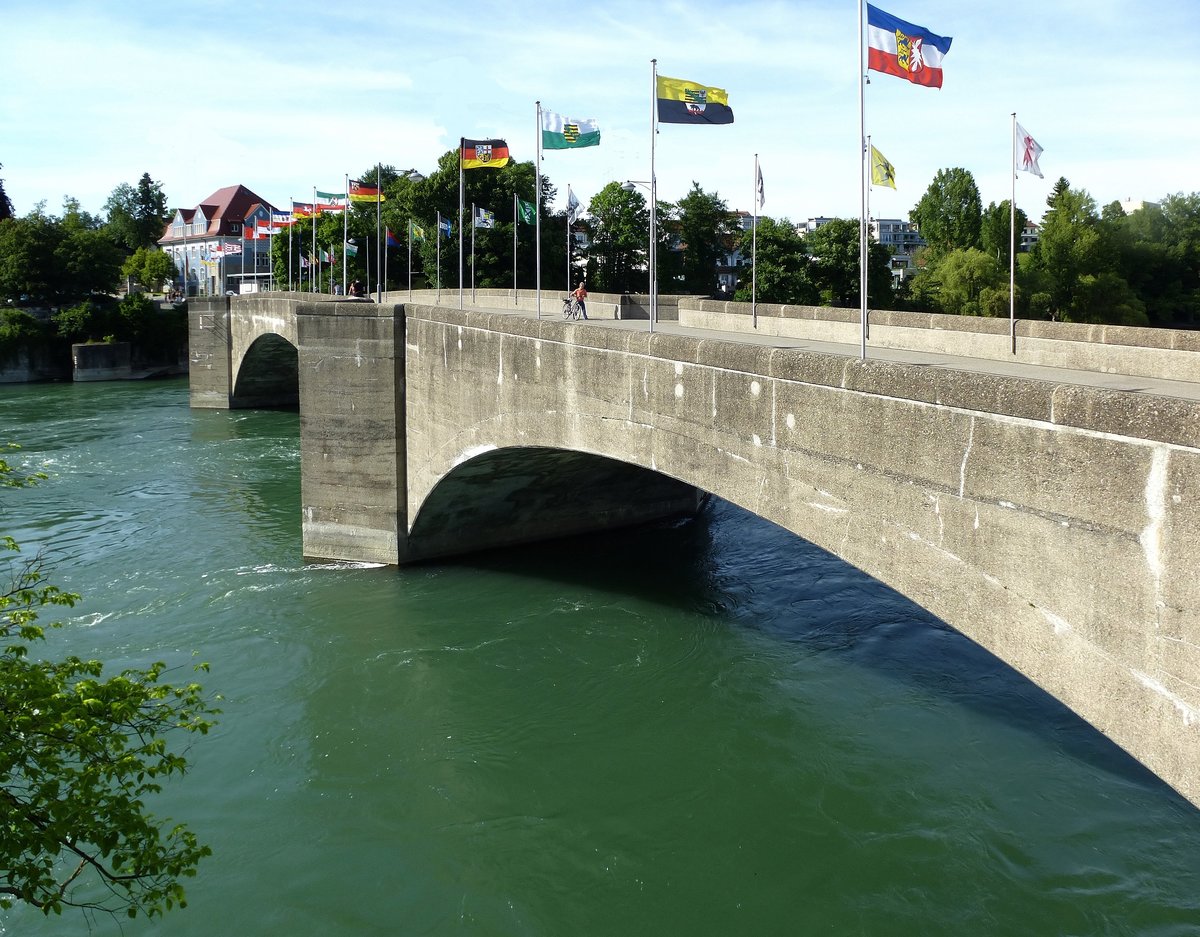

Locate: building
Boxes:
[158,185,277,297]
[870,218,925,281]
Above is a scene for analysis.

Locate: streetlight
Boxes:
[622,179,657,331]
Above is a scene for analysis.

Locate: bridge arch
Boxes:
[394,304,1200,808]
[232,332,298,408]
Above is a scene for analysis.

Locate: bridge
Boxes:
[188,290,1200,808]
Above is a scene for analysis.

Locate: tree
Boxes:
[804,218,893,308]
[122,246,178,293]
[732,217,818,305]
[1,444,218,919]
[909,247,1007,316]
[0,163,14,222]
[104,174,170,252]
[980,199,1027,271]
[586,182,650,293]
[909,167,983,258]
[674,183,737,297]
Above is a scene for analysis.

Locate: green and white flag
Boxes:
[517,198,536,225]
[410,220,425,241]
[541,110,600,149]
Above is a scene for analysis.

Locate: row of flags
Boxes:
[270,2,1045,288]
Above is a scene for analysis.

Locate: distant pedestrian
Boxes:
[572,281,588,319]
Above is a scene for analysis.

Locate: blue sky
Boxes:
[4,0,1197,225]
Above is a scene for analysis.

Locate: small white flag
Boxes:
[473,207,495,229]
[566,187,583,224]
[756,164,765,209]
[1015,122,1044,178]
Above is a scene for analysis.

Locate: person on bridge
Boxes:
[572,280,588,320]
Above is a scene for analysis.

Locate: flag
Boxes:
[349,179,386,202]
[320,249,330,263]
[756,164,765,209]
[656,74,734,124]
[866,4,953,89]
[473,207,495,229]
[345,241,359,257]
[462,138,510,169]
[410,221,425,241]
[438,218,453,238]
[386,229,400,247]
[566,189,582,224]
[292,202,315,217]
[870,145,897,189]
[517,198,536,225]
[272,211,295,226]
[541,110,601,149]
[1015,122,1044,178]
[316,190,345,202]
[300,254,309,268]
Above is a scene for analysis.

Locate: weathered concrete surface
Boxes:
[400,303,1200,808]
[295,300,407,565]
[199,292,1200,807]
[188,298,233,408]
[72,342,131,381]
[682,298,1200,384]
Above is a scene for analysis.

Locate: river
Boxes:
[2,378,1198,936]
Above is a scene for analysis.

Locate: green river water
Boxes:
[1,378,1198,936]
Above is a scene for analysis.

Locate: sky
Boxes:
[3,0,1198,227]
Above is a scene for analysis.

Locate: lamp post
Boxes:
[621,179,657,332]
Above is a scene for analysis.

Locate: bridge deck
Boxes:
[453,299,1200,403]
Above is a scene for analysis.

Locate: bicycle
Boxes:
[562,296,583,320]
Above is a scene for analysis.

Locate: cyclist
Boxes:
[572,281,588,320]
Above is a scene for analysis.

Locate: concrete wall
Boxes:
[72,342,131,381]
[399,303,1200,808]
[681,299,1200,383]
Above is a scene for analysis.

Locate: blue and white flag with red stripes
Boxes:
[866,4,952,89]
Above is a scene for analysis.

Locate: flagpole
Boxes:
[535,101,543,318]
[458,138,465,309]
[408,222,413,301]
[565,184,572,298]
[752,153,759,329]
[1010,111,1017,355]
[437,210,442,302]
[650,58,658,333]
[471,202,476,304]
[858,0,868,360]
[513,192,518,305]
[375,164,383,303]
[311,186,317,293]
[343,173,349,296]
[288,198,293,290]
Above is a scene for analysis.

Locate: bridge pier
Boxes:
[296,300,409,565]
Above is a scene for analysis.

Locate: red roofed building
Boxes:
[158,185,277,297]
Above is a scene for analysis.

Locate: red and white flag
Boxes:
[1015,122,1044,178]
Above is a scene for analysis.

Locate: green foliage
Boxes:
[122,247,177,293]
[0,163,12,222]
[104,174,170,252]
[980,200,1027,271]
[908,248,1008,316]
[586,182,650,293]
[1,446,217,919]
[53,299,113,343]
[0,309,50,359]
[910,167,983,258]
[732,217,818,305]
[674,183,737,297]
[804,218,893,308]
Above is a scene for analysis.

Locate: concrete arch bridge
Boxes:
[188,290,1200,808]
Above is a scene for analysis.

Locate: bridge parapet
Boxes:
[681,298,1200,384]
